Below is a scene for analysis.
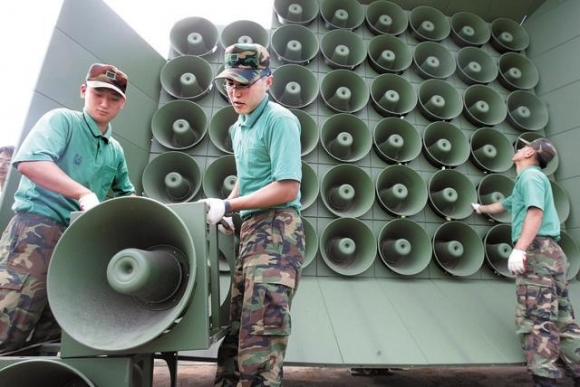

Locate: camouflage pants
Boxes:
[0,213,65,354]
[215,208,304,387]
[515,236,580,379]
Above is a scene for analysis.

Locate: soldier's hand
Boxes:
[79,192,99,211]
[218,217,235,235]
[198,198,226,225]
[508,248,526,274]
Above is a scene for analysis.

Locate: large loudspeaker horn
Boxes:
[271,24,319,65]
[450,11,491,47]
[413,41,456,80]
[319,217,377,276]
[209,105,237,154]
[367,34,413,74]
[290,109,318,157]
[378,219,431,276]
[456,46,498,85]
[463,85,508,127]
[370,73,418,117]
[269,64,319,109]
[471,128,514,173]
[220,20,269,48]
[214,65,230,103]
[0,359,94,386]
[477,174,514,223]
[274,0,320,25]
[320,29,366,70]
[169,16,219,57]
[428,169,478,220]
[301,161,319,211]
[559,231,580,280]
[202,155,237,199]
[365,0,408,36]
[418,79,463,121]
[320,113,372,163]
[433,221,485,277]
[490,17,530,53]
[409,5,451,42]
[320,69,370,114]
[483,223,513,278]
[320,0,364,30]
[506,90,549,132]
[514,133,559,176]
[151,100,208,150]
[375,165,428,217]
[320,164,374,218]
[422,121,470,168]
[142,152,202,203]
[302,217,318,268]
[550,180,571,224]
[498,52,540,91]
[160,55,213,100]
[373,117,422,164]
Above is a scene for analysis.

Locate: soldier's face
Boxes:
[226,76,272,115]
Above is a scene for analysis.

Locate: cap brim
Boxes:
[87,80,126,98]
[214,68,263,84]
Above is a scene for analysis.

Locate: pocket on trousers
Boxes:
[0,264,29,292]
[516,274,556,321]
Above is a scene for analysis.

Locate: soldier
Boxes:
[0,146,15,196]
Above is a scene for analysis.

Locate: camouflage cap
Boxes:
[86,63,128,98]
[214,43,271,84]
[520,137,556,169]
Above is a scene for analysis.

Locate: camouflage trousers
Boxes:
[515,236,580,379]
[214,208,304,387]
[0,212,65,354]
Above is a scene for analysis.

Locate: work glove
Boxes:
[218,217,235,235]
[471,203,482,214]
[79,192,100,211]
[199,198,226,225]
[508,248,527,275]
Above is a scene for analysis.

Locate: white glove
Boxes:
[79,192,100,211]
[199,198,226,225]
[471,203,482,214]
[218,217,235,235]
[508,248,527,274]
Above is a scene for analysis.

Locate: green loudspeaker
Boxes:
[433,221,485,277]
[483,223,513,278]
[498,52,540,91]
[320,0,364,30]
[301,217,318,268]
[559,231,580,280]
[428,169,478,220]
[409,5,451,42]
[506,90,549,132]
[515,133,559,176]
[220,20,269,48]
[413,41,456,79]
[477,174,514,223]
[202,155,237,199]
[378,219,431,276]
[319,217,377,276]
[422,121,470,168]
[471,128,514,173]
[320,69,370,113]
[463,85,508,127]
[169,16,218,57]
[490,17,530,53]
[550,180,571,224]
[365,0,408,36]
[160,55,213,100]
[450,11,491,47]
[142,152,202,203]
[375,165,428,217]
[373,117,422,164]
[290,109,319,157]
[271,24,319,65]
[456,46,498,85]
[370,73,418,117]
[209,105,237,154]
[151,100,208,150]
[418,79,463,121]
[320,164,374,218]
[320,113,372,162]
[301,161,319,211]
[269,64,319,109]
[0,359,94,387]
[214,65,229,103]
[320,29,366,70]
[367,34,413,74]
[273,0,320,25]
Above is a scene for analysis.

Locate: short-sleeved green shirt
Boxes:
[11,108,135,226]
[502,166,560,243]
[231,95,302,219]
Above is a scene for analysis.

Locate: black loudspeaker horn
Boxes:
[375,165,428,217]
[320,29,366,70]
[367,34,413,74]
[142,152,202,204]
[559,231,580,280]
[209,105,237,154]
[463,84,508,127]
[220,20,270,49]
[151,100,208,150]
[320,113,372,163]
[483,223,513,278]
[320,164,374,218]
[506,90,549,132]
[477,174,514,223]
[413,41,456,80]
[514,133,559,176]
[373,117,422,164]
[271,24,319,65]
[320,0,364,30]
[320,69,370,113]
[370,73,418,117]
[470,128,514,173]
[409,5,451,42]
[319,217,377,276]
[550,180,571,224]
[490,17,530,53]
[301,217,319,268]
[422,121,470,168]
[160,55,213,100]
[269,64,319,109]
[428,169,478,220]
[301,161,319,211]
[365,0,408,36]
[417,79,463,121]
[290,109,319,156]
[456,46,498,85]
[450,11,491,47]
[202,155,237,199]
[378,219,431,276]
[498,52,540,91]
[274,0,320,25]
[169,16,219,57]
[433,221,485,277]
